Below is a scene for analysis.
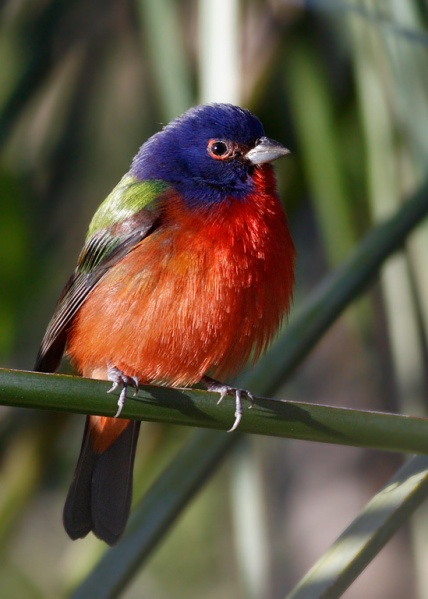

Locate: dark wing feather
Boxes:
[35,209,159,373]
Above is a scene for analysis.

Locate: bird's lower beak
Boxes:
[245,136,290,165]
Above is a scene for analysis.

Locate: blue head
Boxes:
[131,104,288,206]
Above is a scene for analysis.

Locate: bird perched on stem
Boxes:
[35,103,295,545]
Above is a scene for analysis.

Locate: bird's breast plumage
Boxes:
[67,165,295,385]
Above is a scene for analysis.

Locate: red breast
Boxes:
[66,164,295,387]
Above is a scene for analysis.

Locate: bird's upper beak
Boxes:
[245,136,290,165]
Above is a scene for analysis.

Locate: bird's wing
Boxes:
[35,184,163,373]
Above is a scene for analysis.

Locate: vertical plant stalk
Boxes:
[351,0,426,416]
[198,0,240,104]
[197,2,271,594]
[137,0,193,120]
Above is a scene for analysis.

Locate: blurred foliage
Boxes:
[1,0,428,598]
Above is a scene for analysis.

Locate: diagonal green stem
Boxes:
[285,455,428,599]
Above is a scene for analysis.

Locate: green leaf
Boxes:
[285,455,428,599]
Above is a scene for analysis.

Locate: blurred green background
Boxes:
[1,0,428,597]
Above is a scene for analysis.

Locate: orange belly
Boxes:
[67,168,295,386]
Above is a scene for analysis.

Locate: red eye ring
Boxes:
[207,139,235,160]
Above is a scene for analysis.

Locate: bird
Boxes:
[35,103,295,546]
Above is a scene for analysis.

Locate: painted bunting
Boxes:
[35,103,295,545]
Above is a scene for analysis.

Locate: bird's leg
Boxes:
[201,375,254,432]
[107,366,139,418]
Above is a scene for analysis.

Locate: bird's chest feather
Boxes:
[67,174,294,384]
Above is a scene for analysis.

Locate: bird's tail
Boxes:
[63,416,140,546]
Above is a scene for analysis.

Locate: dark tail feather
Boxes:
[63,418,140,545]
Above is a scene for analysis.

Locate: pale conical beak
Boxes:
[245,136,290,165]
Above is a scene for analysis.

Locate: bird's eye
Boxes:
[207,139,235,160]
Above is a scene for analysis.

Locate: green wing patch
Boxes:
[35,177,167,373]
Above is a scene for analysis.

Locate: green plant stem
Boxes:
[1,368,428,455]
[285,455,428,599]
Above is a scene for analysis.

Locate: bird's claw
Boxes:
[202,376,254,432]
[107,366,139,417]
